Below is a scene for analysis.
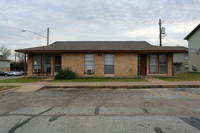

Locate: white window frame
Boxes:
[85,54,94,74]
[149,55,158,73]
[159,54,168,73]
[184,53,188,60]
[104,54,114,74]
[149,54,168,73]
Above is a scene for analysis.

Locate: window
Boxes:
[149,54,167,73]
[54,55,61,73]
[33,55,41,73]
[184,53,188,60]
[175,65,180,73]
[159,54,167,73]
[85,54,94,73]
[104,54,114,74]
[33,55,51,73]
[150,55,158,73]
[42,55,51,73]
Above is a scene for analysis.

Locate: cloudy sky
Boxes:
[0,0,200,53]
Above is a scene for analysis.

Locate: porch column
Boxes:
[167,53,173,76]
[172,53,174,76]
[24,52,26,77]
[51,55,54,76]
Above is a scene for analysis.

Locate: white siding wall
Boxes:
[188,28,200,54]
[188,28,200,72]
[0,61,10,68]
[173,53,188,63]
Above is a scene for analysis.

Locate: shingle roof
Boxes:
[15,41,187,52]
[184,23,200,40]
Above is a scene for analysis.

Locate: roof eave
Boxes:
[184,23,200,40]
[15,49,187,53]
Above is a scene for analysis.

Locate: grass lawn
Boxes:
[156,72,200,81]
[0,86,19,91]
[53,77,146,82]
[0,77,44,83]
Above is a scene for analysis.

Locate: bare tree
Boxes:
[16,52,24,62]
[0,45,12,59]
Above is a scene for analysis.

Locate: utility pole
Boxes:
[22,28,50,46]
[159,19,162,46]
[47,28,49,46]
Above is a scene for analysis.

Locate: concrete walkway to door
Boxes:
[140,76,166,82]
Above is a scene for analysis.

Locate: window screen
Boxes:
[33,55,41,73]
[85,54,94,73]
[104,54,114,73]
[42,55,51,73]
[159,54,167,73]
[150,55,158,73]
[175,65,180,73]
[54,55,61,73]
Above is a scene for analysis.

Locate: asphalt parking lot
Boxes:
[0,88,200,133]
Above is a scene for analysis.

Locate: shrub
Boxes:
[55,68,77,80]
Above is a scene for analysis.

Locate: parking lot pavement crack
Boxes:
[8,106,55,133]
[140,108,149,115]
[49,114,63,122]
[154,127,164,133]
[94,106,100,116]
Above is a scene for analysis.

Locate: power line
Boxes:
[0,12,24,26]
[163,37,180,46]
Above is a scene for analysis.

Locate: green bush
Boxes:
[55,68,77,80]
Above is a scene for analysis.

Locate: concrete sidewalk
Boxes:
[1,80,200,92]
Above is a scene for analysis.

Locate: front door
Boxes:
[54,55,61,75]
[140,54,147,75]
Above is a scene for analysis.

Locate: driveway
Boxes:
[0,88,200,133]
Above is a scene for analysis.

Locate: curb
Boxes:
[0,87,20,95]
[42,85,200,89]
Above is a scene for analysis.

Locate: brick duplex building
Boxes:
[15,41,187,77]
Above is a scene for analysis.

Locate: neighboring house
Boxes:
[0,58,10,72]
[15,41,187,77]
[173,51,189,73]
[184,23,200,72]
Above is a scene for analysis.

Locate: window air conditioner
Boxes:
[86,68,92,74]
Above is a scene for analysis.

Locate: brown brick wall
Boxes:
[27,52,173,77]
[62,53,85,76]
[167,53,173,76]
[62,53,138,77]
[114,53,138,77]
[94,53,104,76]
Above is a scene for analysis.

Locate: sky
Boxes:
[0,0,200,56]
